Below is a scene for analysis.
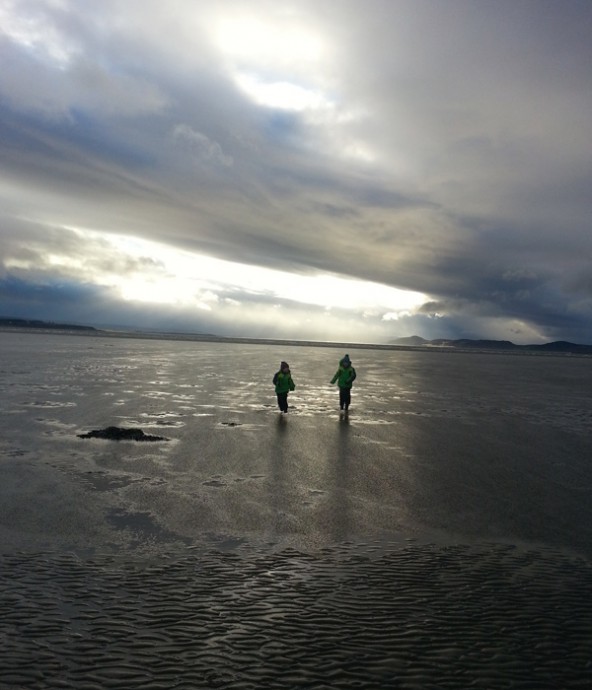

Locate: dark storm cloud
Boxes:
[1,0,591,342]
[0,275,102,313]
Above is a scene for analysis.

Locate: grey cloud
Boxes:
[171,125,234,167]
[1,0,592,342]
[0,215,165,286]
[0,38,169,120]
[418,301,448,317]
[501,268,540,284]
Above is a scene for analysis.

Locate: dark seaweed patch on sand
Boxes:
[77,426,168,442]
[0,542,591,689]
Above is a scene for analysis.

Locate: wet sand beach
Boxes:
[1,331,592,688]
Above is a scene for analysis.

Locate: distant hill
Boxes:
[3,317,592,354]
[391,336,592,354]
[0,317,98,332]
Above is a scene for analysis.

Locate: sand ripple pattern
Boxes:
[1,542,591,689]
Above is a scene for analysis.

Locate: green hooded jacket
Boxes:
[273,370,296,394]
[331,358,357,389]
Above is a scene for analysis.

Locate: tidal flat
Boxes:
[1,330,592,689]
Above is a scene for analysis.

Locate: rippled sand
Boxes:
[2,542,592,689]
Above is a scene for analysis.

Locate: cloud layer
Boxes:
[1,0,592,343]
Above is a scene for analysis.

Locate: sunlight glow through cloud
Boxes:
[214,16,324,69]
[215,13,332,113]
[85,230,428,318]
[235,74,332,112]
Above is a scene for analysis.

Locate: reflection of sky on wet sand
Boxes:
[1,331,592,557]
[323,419,353,543]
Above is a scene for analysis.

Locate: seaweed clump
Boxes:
[77,426,168,442]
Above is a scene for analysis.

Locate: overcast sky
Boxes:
[1,0,591,343]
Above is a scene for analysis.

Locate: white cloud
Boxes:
[0,0,78,67]
[171,125,233,167]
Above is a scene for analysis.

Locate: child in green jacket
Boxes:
[273,361,296,413]
[330,354,356,412]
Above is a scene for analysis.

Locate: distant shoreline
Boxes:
[0,324,419,352]
[2,324,591,358]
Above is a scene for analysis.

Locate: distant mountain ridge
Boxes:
[0,317,97,332]
[391,335,592,354]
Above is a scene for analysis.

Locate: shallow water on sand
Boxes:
[2,331,592,688]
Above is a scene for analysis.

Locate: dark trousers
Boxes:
[277,392,289,412]
[339,387,351,410]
